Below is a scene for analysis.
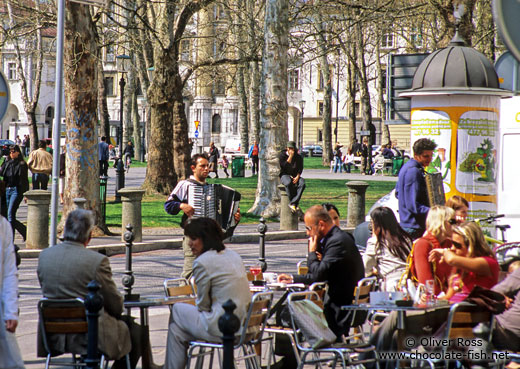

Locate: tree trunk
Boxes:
[237,65,249,154]
[132,90,141,160]
[173,75,191,181]
[347,57,356,142]
[123,66,135,146]
[375,41,390,145]
[63,2,105,235]
[248,0,288,217]
[249,60,261,143]
[27,112,39,152]
[97,62,111,140]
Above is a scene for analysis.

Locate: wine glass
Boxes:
[249,263,262,281]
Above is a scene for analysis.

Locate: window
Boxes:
[288,69,299,90]
[317,128,323,142]
[212,114,221,133]
[215,79,226,95]
[104,76,115,96]
[105,44,115,62]
[411,33,423,48]
[317,101,324,117]
[181,40,191,61]
[381,33,394,48]
[7,62,17,80]
[355,101,360,117]
[380,67,387,92]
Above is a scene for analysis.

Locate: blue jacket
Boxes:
[395,158,430,230]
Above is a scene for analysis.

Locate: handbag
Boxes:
[465,285,506,314]
[288,299,336,349]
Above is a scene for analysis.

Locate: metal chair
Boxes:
[163,278,197,312]
[287,291,379,369]
[347,276,378,342]
[296,260,308,275]
[38,298,130,369]
[186,291,274,369]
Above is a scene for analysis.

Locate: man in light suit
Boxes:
[37,209,144,368]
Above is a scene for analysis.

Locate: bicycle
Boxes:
[474,214,520,268]
[124,153,131,173]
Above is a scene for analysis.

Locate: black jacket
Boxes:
[0,158,29,194]
[293,226,364,337]
[279,150,303,178]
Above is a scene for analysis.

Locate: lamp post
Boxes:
[141,101,146,162]
[298,99,305,150]
[115,54,130,203]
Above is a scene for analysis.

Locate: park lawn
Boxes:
[105,176,395,228]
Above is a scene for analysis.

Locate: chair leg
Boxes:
[45,354,51,369]
[125,354,131,369]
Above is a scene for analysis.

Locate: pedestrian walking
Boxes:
[0,145,29,241]
[221,155,229,178]
[27,140,52,190]
[248,141,259,175]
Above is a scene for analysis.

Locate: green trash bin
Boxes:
[232,155,245,177]
[392,156,404,176]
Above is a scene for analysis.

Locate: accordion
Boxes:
[425,172,446,206]
[187,183,241,231]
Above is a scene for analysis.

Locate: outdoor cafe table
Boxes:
[124,296,196,369]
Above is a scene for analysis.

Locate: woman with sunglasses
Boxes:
[446,195,469,225]
[0,145,29,241]
[409,205,455,295]
[364,207,412,291]
[429,221,499,302]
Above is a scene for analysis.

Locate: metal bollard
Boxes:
[99,176,108,225]
[258,217,267,272]
[218,299,240,369]
[122,224,139,304]
[84,280,104,369]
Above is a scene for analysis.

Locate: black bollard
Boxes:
[258,217,267,272]
[84,280,104,369]
[122,224,139,303]
[218,299,240,369]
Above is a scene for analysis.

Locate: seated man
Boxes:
[278,205,364,338]
[37,209,146,369]
[279,141,305,213]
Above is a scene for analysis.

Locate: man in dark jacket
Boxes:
[395,138,437,240]
[278,205,364,337]
[279,141,305,213]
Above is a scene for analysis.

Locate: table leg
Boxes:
[139,306,155,369]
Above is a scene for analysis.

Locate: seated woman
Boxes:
[363,207,412,291]
[446,195,469,225]
[429,221,499,303]
[165,218,251,369]
[410,205,455,295]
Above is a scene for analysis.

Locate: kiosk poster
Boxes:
[410,109,452,193]
[456,110,499,196]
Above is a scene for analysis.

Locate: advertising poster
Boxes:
[410,110,452,194]
[456,110,499,196]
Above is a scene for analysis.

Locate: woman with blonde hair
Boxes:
[446,195,469,225]
[429,221,499,302]
[410,205,455,295]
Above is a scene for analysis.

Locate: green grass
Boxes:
[104,176,395,228]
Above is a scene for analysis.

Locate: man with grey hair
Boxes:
[37,209,149,368]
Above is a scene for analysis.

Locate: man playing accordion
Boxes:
[165,153,241,279]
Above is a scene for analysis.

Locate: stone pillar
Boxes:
[346,181,369,228]
[73,197,87,209]
[118,187,145,242]
[25,190,51,249]
[278,184,298,230]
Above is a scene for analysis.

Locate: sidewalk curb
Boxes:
[18,230,308,258]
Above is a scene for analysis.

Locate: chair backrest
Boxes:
[163,278,196,306]
[297,260,308,275]
[238,291,274,347]
[444,302,494,341]
[350,276,377,332]
[246,271,264,282]
[38,298,88,355]
[308,282,327,308]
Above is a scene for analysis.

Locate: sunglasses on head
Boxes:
[452,240,464,249]
[448,218,457,225]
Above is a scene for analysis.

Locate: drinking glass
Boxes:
[249,263,262,281]
[425,279,435,305]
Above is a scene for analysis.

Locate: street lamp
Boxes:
[298,99,305,150]
[115,54,131,203]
